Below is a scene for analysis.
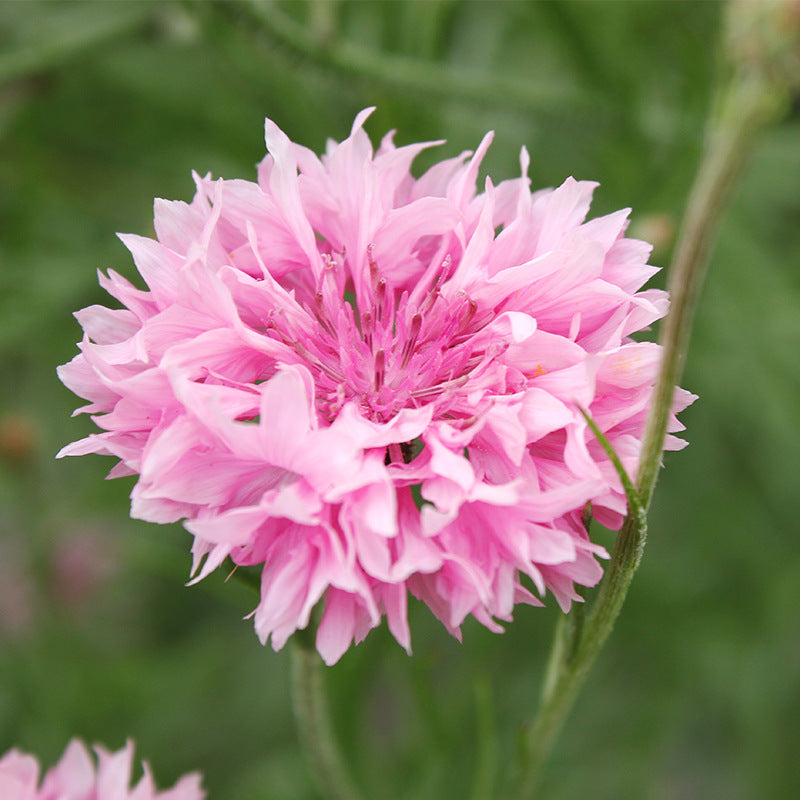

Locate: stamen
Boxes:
[400,313,423,368]
[314,292,336,336]
[409,252,452,308]
[418,285,440,318]
[408,311,423,341]
[361,310,373,350]
[374,349,385,391]
[411,374,469,400]
[368,243,379,287]
[462,298,478,330]
[316,253,333,293]
[440,253,453,279]
[375,278,386,319]
[387,442,404,464]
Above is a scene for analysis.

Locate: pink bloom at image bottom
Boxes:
[0,740,204,800]
[58,109,694,664]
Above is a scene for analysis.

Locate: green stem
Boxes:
[636,69,784,508]
[514,506,646,799]
[469,675,498,800]
[511,2,793,796]
[290,626,365,800]
[226,567,361,800]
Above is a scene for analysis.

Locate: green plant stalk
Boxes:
[636,69,785,508]
[228,569,361,800]
[290,626,365,800]
[470,675,499,800]
[514,453,647,799]
[511,7,792,797]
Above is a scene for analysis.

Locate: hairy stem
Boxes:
[514,490,647,799]
[470,675,498,800]
[291,626,364,800]
[228,567,361,800]
[636,72,785,507]
[512,2,794,796]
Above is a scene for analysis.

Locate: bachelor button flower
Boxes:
[58,109,694,664]
[0,739,204,800]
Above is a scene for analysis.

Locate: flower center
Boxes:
[265,246,503,424]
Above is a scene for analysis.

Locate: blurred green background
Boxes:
[1,1,798,798]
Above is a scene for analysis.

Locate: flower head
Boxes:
[0,739,204,800]
[58,109,693,664]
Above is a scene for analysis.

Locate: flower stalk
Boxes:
[513,434,647,799]
[513,1,798,795]
[291,623,365,800]
[229,568,362,800]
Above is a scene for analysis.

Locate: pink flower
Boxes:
[0,739,204,800]
[58,109,693,664]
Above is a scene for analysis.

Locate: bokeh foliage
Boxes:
[0,2,798,798]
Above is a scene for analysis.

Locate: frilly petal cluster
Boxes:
[0,739,204,800]
[58,109,693,664]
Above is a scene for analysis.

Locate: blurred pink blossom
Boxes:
[51,527,117,609]
[0,739,204,800]
[58,109,693,663]
[0,538,34,638]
